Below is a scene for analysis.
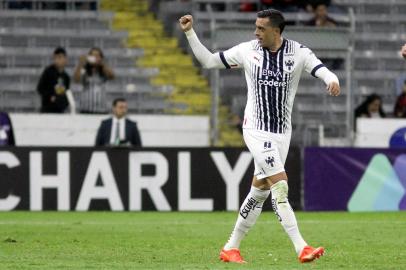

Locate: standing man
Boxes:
[95,98,142,147]
[37,47,70,113]
[179,9,340,264]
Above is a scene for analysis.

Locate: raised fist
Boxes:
[179,15,193,32]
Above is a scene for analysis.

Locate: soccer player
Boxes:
[179,9,340,264]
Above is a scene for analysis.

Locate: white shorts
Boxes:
[243,128,292,180]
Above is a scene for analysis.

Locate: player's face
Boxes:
[113,101,128,119]
[254,17,279,49]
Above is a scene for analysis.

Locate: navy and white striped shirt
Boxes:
[219,38,325,134]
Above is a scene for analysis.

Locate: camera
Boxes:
[87,55,97,64]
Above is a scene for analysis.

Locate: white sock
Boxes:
[224,186,270,250]
[271,180,307,255]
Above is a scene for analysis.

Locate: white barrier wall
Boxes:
[10,114,210,146]
[355,118,406,147]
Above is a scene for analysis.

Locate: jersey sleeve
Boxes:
[220,43,245,69]
[301,45,325,78]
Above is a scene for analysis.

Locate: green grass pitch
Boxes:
[0,211,405,269]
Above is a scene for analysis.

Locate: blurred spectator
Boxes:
[402,43,406,59]
[74,47,114,114]
[95,98,142,147]
[37,47,70,113]
[306,2,336,27]
[0,112,15,146]
[305,2,342,69]
[75,2,97,10]
[7,1,97,10]
[394,80,406,118]
[260,0,300,12]
[304,0,331,12]
[355,94,386,119]
[240,1,257,12]
[7,1,32,9]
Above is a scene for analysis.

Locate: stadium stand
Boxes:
[336,0,406,108]
[0,5,173,114]
[0,0,243,146]
[1,0,406,146]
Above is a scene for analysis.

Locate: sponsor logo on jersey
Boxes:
[258,79,287,87]
[262,69,282,77]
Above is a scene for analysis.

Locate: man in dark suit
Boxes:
[95,98,142,146]
[0,111,15,146]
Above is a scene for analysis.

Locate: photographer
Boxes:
[74,47,114,114]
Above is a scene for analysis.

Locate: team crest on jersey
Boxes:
[284,59,294,71]
[265,156,275,167]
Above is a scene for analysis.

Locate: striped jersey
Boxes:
[219,38,325,134]
[79,72,108,113]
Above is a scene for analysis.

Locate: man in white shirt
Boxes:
[179,9,340,264]
[95,98,142,147]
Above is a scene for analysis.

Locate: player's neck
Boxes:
[267,37,283,52]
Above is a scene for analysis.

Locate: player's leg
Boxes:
[265,174,324,262]
[260,133,323,262]
[222,177,270,249]
[261,173,308,254]
[220,130,272,263]
[220,179,270,263]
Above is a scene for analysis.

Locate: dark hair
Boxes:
[54,47,66,56]
[84,47,106,79]
[257,9,286,34]
[113,98,127,107]
[88,47,104,59]
[355,93,386,118]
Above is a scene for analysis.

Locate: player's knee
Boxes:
[271,180,288,204]
[250,186,270,202]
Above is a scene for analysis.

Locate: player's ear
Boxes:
[272,27,280,35]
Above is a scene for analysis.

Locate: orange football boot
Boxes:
[219,248,247,264]
[298,246,325,263]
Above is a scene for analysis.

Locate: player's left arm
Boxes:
[302,47,340,96]
[315,68,340,96]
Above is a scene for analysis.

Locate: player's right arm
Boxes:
[179,15,241,69]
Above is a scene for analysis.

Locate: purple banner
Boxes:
[304,147,406,211]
